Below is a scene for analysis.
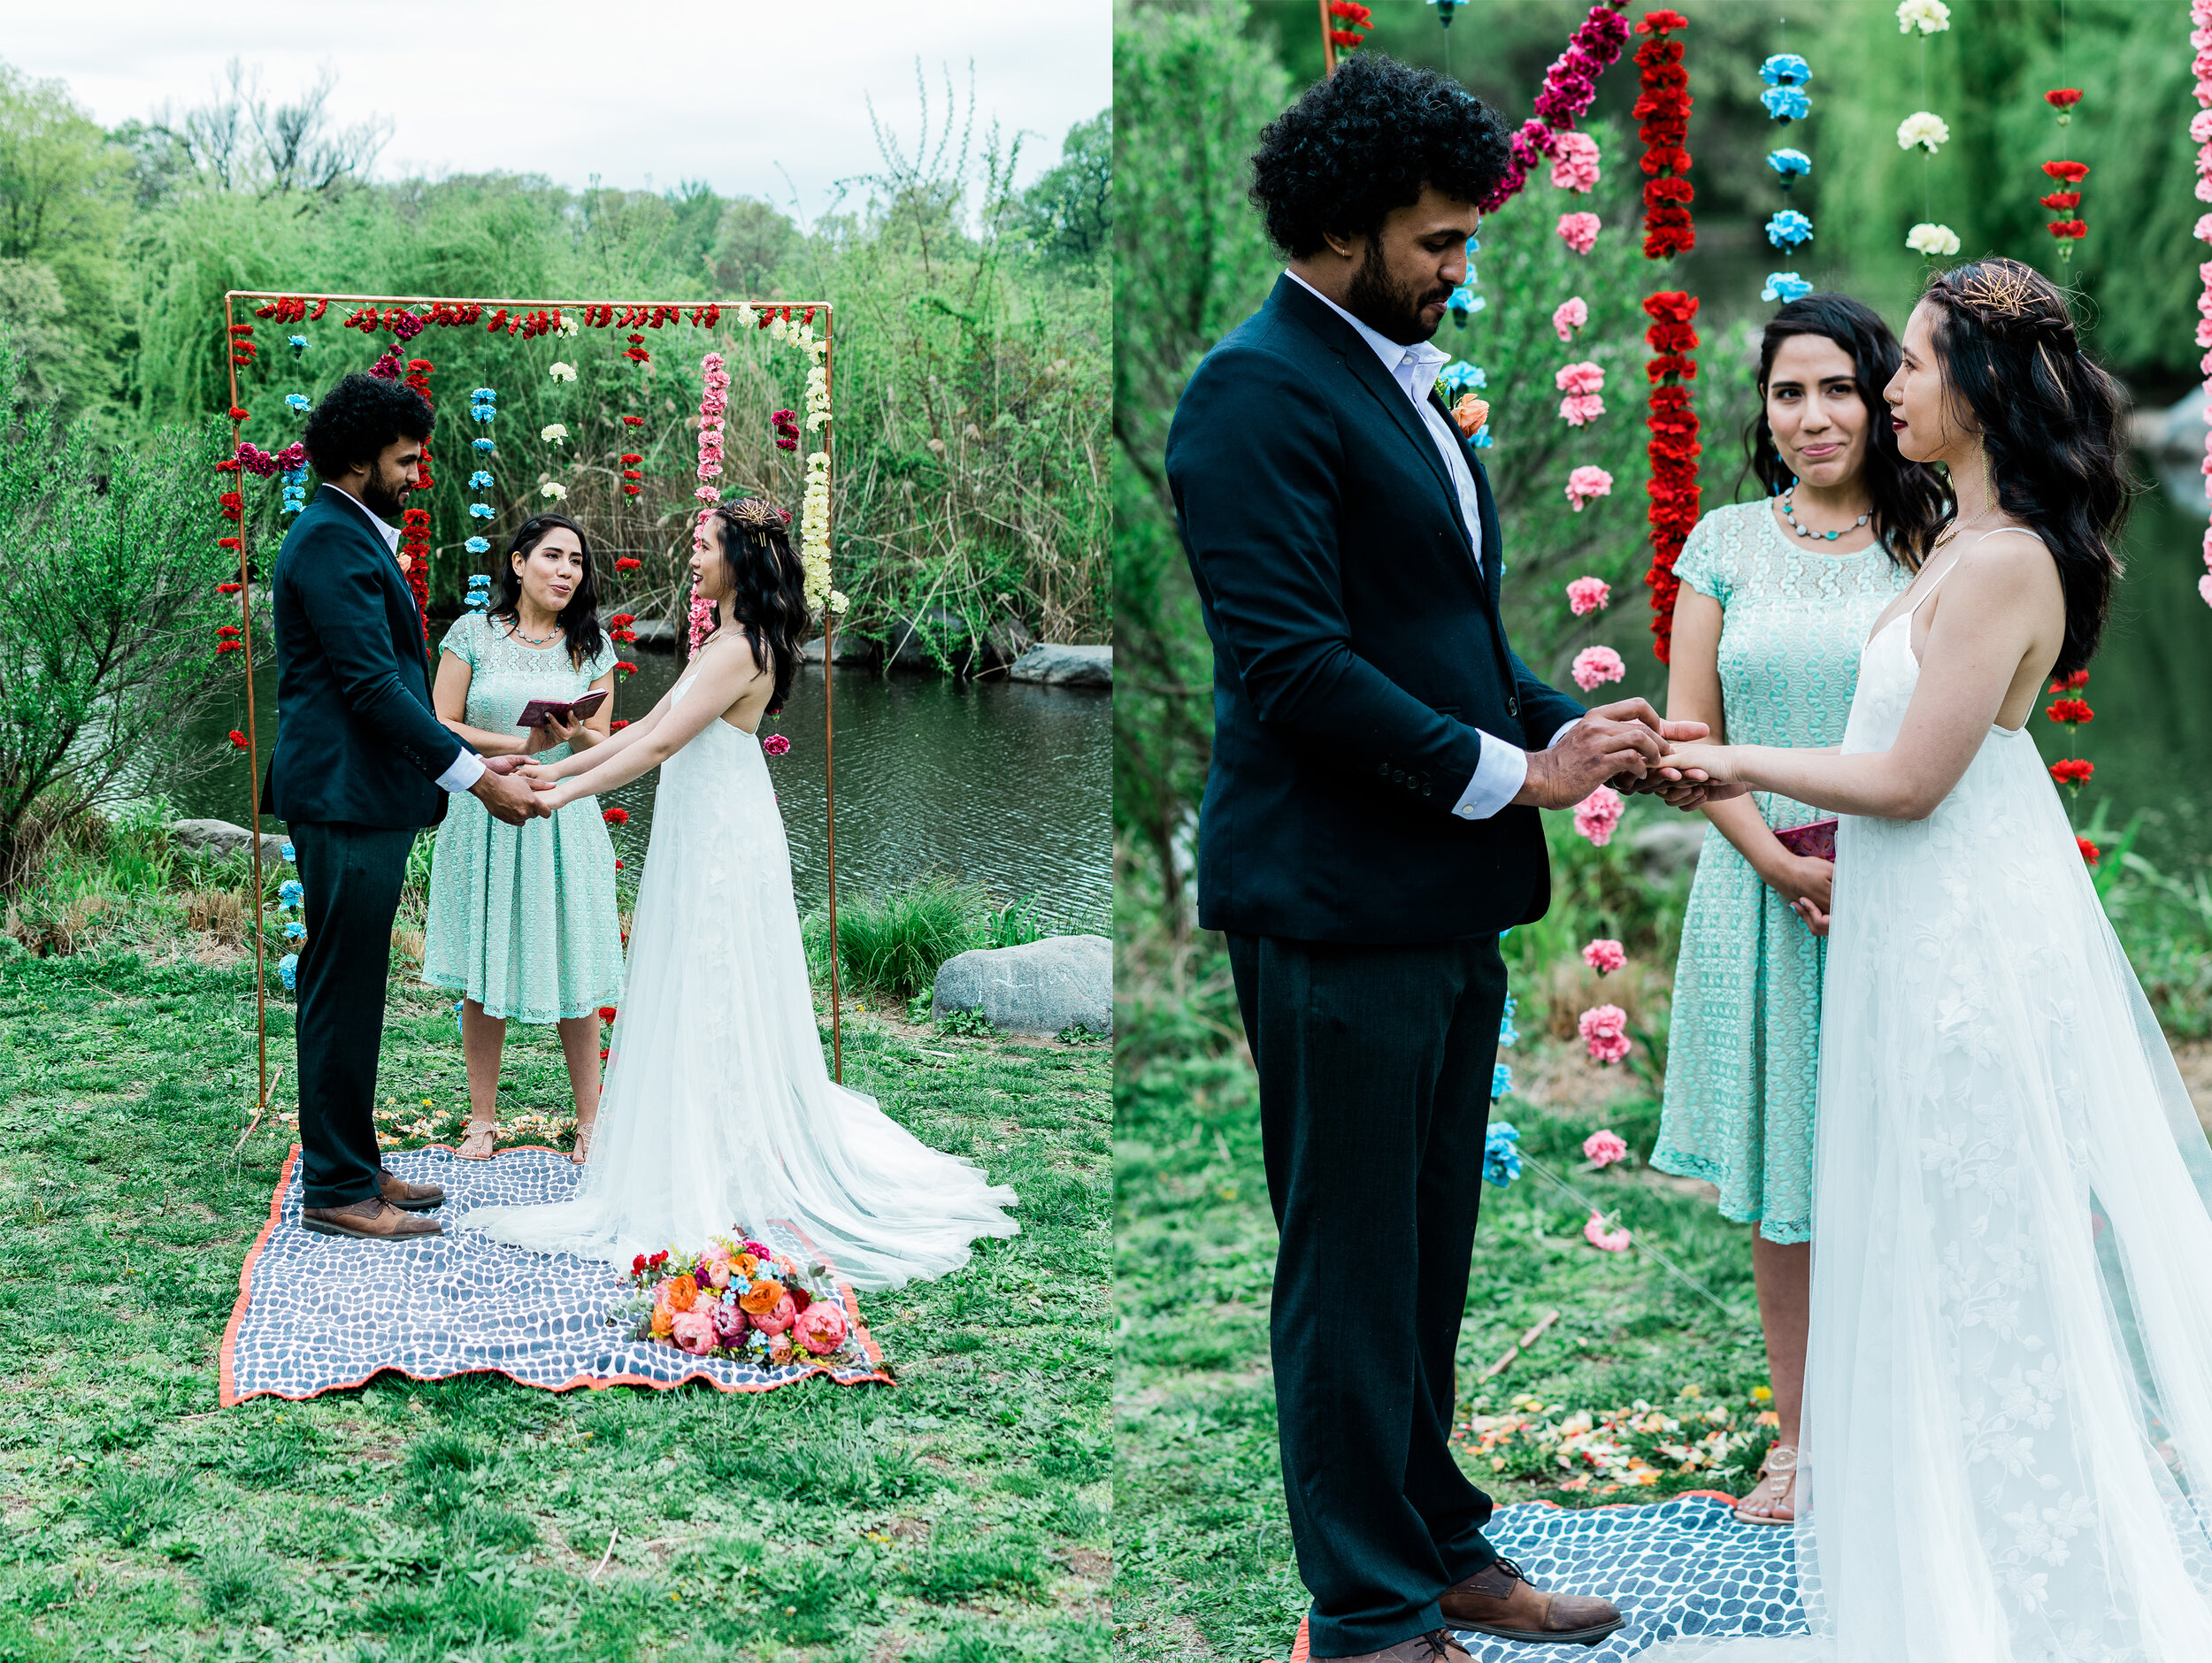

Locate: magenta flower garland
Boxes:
[2194,0,2212,608]
[1479,2,1633,212]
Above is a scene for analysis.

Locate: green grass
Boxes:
[1112,908,1778,1663]
[0,929,1110,1661]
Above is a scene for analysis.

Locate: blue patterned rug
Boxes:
[221,1145,891,1406]
[1287,1494,1803,1660]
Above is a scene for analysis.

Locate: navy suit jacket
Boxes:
[1167,276,1585,944]
[265,487,472,829]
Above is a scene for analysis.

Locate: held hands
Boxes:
[469,763,550,825]
[518,761,577,813]
[1514,699,1705,811]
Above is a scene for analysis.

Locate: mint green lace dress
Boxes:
[421,614,625,1024]
[1651,501,1910,1243]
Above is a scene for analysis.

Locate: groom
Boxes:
[268,372,546,1242]
[1167,57,1705,1662]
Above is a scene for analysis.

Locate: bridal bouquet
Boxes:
[618,1230,856,1368]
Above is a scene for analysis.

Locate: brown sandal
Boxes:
[457,1121,498,1161]
[1734,1444,1798,1525]
[570,1117,595,1165]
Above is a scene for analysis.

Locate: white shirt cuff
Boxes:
[1549,717,1581,748]
[1453,732,1529,821]
[1450,720,1583,821]
[437,749,487,793]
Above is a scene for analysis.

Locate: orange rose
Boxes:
[1452,395,1490,438]
[739,1277,787,1316]
[649,1303,675,1338]
[665,1274,698,1314]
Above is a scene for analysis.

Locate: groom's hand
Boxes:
[471,767,549,825]
[480,754,528,777]
[1512,714,1664,809]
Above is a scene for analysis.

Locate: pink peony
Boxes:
[794,1300,849,1356]
[1583,1128,1630,1167]
[1556,212,1601,255]
[1579,1003,1631,1064]
[1564,465,1613,512]
[1558,395,1606,427]
[1566,577,1610,617]
[1584,1210,1632,1252]
[711,1298,749,1345]
[1571,646,1625,692]
[1573,785,1624,847]
[670,1308,717,1355]
[749,1292,797,1336]
[1555,360,1604,397]
[1581,938,1626,975]
[1549,131,1601,193]
[1552,296,1589,341]
[769,1331,795,1364]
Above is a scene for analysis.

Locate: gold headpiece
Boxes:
[1939,258,2072,341]
[725,495,790,533]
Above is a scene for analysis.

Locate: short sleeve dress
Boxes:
[421,614,626,1025]
[1650,500,1910,1244]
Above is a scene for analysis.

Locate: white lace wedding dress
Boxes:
[453,671,1018,1288]
[1643,573,2212,1661]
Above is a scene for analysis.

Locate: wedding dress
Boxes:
[1642,563,2212,1661]
[454,670,1018,1287]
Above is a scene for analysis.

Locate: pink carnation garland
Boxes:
[1553,296,1589,341]
[687,351,732,656]
[1481,3,1634,212]
[2195,0,2212,607]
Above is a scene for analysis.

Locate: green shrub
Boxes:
[806,875,986,998]
[82,1467,190,1546]
[195,1538,287,1622]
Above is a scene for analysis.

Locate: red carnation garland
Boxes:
[2041,90,2088,260]
[397,355,434,650]
[1636,10,1699,662]
[1480,3,1633,212]
[1327,0,1371,51]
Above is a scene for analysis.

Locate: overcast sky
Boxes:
[10,0,1110,211]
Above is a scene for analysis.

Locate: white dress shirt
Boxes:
[323,483,485,794]
[1284,271,1578,820]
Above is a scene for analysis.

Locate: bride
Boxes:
[1642,258,2212,1660]
[451,497,1018,1288]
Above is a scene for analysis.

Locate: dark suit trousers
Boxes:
[291,822,414,1209]
[1228,931,1508,1659]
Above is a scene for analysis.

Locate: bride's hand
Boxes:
[1659,741,1735,784]
[518,762,560,784]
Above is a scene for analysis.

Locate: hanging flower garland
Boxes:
[1480,3,1633,213]
[745,304,842,617]
[1637,13,1695,260]
[1758,42,1815,302]
[466,387,498,573]
[2193,0,2212,609]
[688,350,731,656]
[1633,10,1700,663]
[1326,0,1371,53]
[1895,0,1957,258]
[2039,87,2088,263]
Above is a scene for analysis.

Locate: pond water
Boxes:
[168,648,1111,929]
[1601,451,2212,877]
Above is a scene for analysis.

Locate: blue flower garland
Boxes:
[467,388,498,559]
[1759,49,1816,298]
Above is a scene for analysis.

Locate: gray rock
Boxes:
[801,632,881,666]
[172,818,288,865]
[1006,643,1112,688]
[1629,817,1706,880]
[885,608,972,672]
[933,934,1112,1037]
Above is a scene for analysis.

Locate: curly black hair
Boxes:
[1249,55,1511,258]
[487,513,607,671]
[301,372,435,479]
[707,502,807,716]
[1740,292,1951,572]
[1920,257,2130,680]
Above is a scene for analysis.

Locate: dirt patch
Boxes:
[2174,1038,2212,1130]
[1064,1547,1110,1581]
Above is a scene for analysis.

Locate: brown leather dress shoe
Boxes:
[1439,1558,1624,1646]
[377,1169,445,1212]
[301,1196,443,1240]
[1315,1630,1472,1663]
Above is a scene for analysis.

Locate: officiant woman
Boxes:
[422,512,626,1163]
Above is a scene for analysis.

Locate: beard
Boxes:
[357,461,411,520]
[1344,241,1453,346]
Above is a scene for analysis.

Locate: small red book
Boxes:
[515,688,608,729]
[1772,817,1838,862]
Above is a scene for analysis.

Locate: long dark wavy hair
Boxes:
[1742,292,1950,572]
[706,499,806,715]
[488,513,605,670]
[1919,257,2129,679]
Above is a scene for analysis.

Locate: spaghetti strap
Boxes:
[1912,526,2044,618]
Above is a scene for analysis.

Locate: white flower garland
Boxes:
[2194,0,2212,607]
